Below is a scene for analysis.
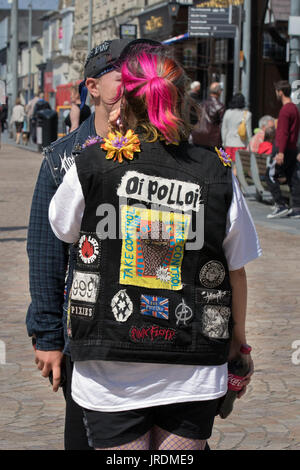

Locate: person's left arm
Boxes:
[223,174,262,397]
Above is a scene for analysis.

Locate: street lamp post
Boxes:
[241,0,251,107]
[28,2,32,101]
[11,0,19,108]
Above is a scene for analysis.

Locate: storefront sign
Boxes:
[145,15,164,32]
[120,24,137,39]
[195,0,244,6]
[139,5,173,40]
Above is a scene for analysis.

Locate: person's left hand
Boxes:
[275,152,284,165]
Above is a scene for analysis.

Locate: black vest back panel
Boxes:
[68,138,233,366]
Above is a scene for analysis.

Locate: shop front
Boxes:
[137,1,236,103]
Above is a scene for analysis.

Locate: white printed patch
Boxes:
[117,171,202,212]
[202,305,231,339]
[175,299,193,326]
[199,261,225,288]
[197,289,231,305]
[71,271,100,303]
[111,290,133,323]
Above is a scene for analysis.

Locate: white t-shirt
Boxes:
[49,165,262,412]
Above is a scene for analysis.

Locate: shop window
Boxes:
[263,32,286,61]
[183,49,196,67]
[215,39,228,64]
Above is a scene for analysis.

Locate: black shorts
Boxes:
[15,122,23,133]
[82,398,221,449]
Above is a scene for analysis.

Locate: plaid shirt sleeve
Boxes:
[26,157,69,351]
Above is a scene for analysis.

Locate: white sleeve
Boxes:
[48,164,85,243]
[223,174,262,271]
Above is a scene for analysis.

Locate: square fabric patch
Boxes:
[201,305,231,339]
[119,205,191,291]
[140,295,169,320]
[70,271,100,304]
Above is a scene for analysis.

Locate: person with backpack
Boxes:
[221,93,252,171]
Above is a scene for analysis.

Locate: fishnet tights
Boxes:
[96,426,207,450]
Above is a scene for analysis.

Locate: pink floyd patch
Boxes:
[129,325,176,344]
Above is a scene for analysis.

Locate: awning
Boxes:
[270,0,291,22]
[163,32,189,45]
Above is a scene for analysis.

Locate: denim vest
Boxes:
[68,138,233,366]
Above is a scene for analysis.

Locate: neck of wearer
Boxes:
[94,105,110,138]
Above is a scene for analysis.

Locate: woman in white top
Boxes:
[10,98,25,144]
[221,93,252,171]
[49,51,261,451]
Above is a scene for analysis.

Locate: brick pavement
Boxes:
[0,143,299,450]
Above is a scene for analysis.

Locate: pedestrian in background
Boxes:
[64,85,91,133]
[221,93,252,167]
[0,99,8,132]
[248,115,275,153]
[192,82,225,147]
[257,126,275,156]
[25,92,39,140]
[266,80,300,219]
[10,97,25,144]
[188,81,201,126]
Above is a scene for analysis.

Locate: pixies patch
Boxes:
[117,171,203,213]
[77,233,101,268]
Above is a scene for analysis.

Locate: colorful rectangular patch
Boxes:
[140,295,169,320]
[119,205,191,290]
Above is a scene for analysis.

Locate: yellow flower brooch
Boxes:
[215,147,232,167]
[101,129,141,163]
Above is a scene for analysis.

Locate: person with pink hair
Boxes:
[49,48,261,450]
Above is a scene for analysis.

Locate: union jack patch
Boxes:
[140,295,169,321]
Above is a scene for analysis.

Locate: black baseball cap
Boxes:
[84,38,162,79]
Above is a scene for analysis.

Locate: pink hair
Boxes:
[121,53,184,143]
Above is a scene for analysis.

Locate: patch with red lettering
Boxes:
[77,233,101,268]
[129,325,176,344]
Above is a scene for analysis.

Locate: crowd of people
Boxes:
[1,88,91,146]
[189,79,300,219]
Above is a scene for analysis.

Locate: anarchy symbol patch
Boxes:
[111,290,133,323]
[199,260,225,288]
[175,299,193,326]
